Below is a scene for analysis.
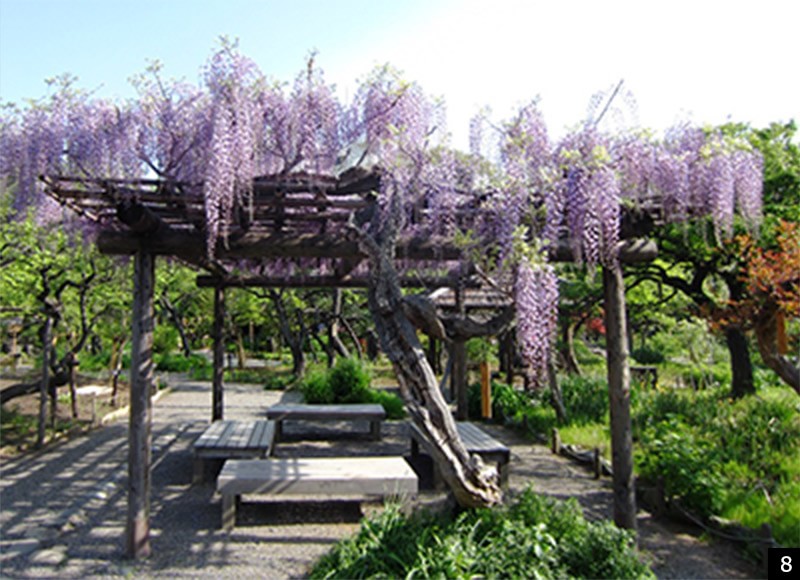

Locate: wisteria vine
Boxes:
[0,44,764,389]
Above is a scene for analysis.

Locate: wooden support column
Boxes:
[452,285,469,420]
[212,285,225,421]
[453,340,468,420]
[126,250,154,559]
[480,360,492,419]
[603,262,638,533]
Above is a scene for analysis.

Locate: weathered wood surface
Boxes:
[126,250,155,559]
[603,263,638,533]
[266,403,386,440]
[410,422,510,486]
[217,456,418,530]
[192,420,276,484]
[212,285,225,421]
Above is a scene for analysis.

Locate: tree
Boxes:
[634,121,798,397]
[732,221,799,393]
[0,198,128,442]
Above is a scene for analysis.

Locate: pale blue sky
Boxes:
[1,0,798,150]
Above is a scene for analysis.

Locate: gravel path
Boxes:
[0,376,762,579]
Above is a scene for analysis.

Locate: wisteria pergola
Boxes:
[42,165,658,558]
[2,39,765,564]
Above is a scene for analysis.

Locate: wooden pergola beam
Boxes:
[99,228,657,266]
[97,230,464,261]
[195,274,472,289]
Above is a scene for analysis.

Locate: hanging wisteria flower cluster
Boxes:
[514,255,559,388]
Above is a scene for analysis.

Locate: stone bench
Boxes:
[217,456,418,530]
[410,421,510,487]
[266,403,386,441]
[192,420,276,484]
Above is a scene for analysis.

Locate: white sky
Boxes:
[1,0,798,150]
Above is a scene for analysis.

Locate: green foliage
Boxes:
[630,346,665,365]
[369,389,406,420]
[329,357,372,403]
[152,324,179,355]
[0,201,132,375]
[560,375,608,425]
[77,350,113,372]
[468,381,556,435]
[301,369,335,404]
[154,352,210,373]
[573,339,606,368]
[300,358,406,419]
[636,418,727,516]
[634,387,800,545]
[465,337,497,364]
[262,372,296,391]
[473,367,799,547]
[310,488,652,579]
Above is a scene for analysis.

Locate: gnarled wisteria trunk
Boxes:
[357,221,502,509]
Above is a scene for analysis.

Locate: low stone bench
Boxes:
[410,422,510,487]
[217,456,418,530]
[192,420,276,484]
[266,403,386,441]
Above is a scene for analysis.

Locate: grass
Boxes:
[558,423,610,455]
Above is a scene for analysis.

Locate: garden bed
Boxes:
[0,374,131,457]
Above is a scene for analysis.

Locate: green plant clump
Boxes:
[154,352,210,373]
[310,488,652,579]
[630,346,665,365]
[300,358,406,419]
[559,375,609,425]
[634,387,800,546]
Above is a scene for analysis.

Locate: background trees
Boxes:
[630,121,799,397]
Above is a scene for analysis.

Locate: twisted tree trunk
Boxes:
[356,217,501,508]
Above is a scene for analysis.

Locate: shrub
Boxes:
[263,373,295,391]
[152,325,179,355]
[155,352,210,373]
[636,419,727,517]
[631,346,665,365]
[300,358,405,418]
[310,487,652,579]
[369,389,406,420]
[77,351,112,372]
[328,357,372,403]
[468,380,557,435]
[301,370,334,404]
[633,387,800,546]
[560,374,608,424]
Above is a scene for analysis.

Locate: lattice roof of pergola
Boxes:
[42,168,658,290]
[42,168,479,285]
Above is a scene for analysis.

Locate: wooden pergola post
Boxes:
[212,285,225,421]
[126,250,155,559]
[452,285,469,420]
[602,262,637,533]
